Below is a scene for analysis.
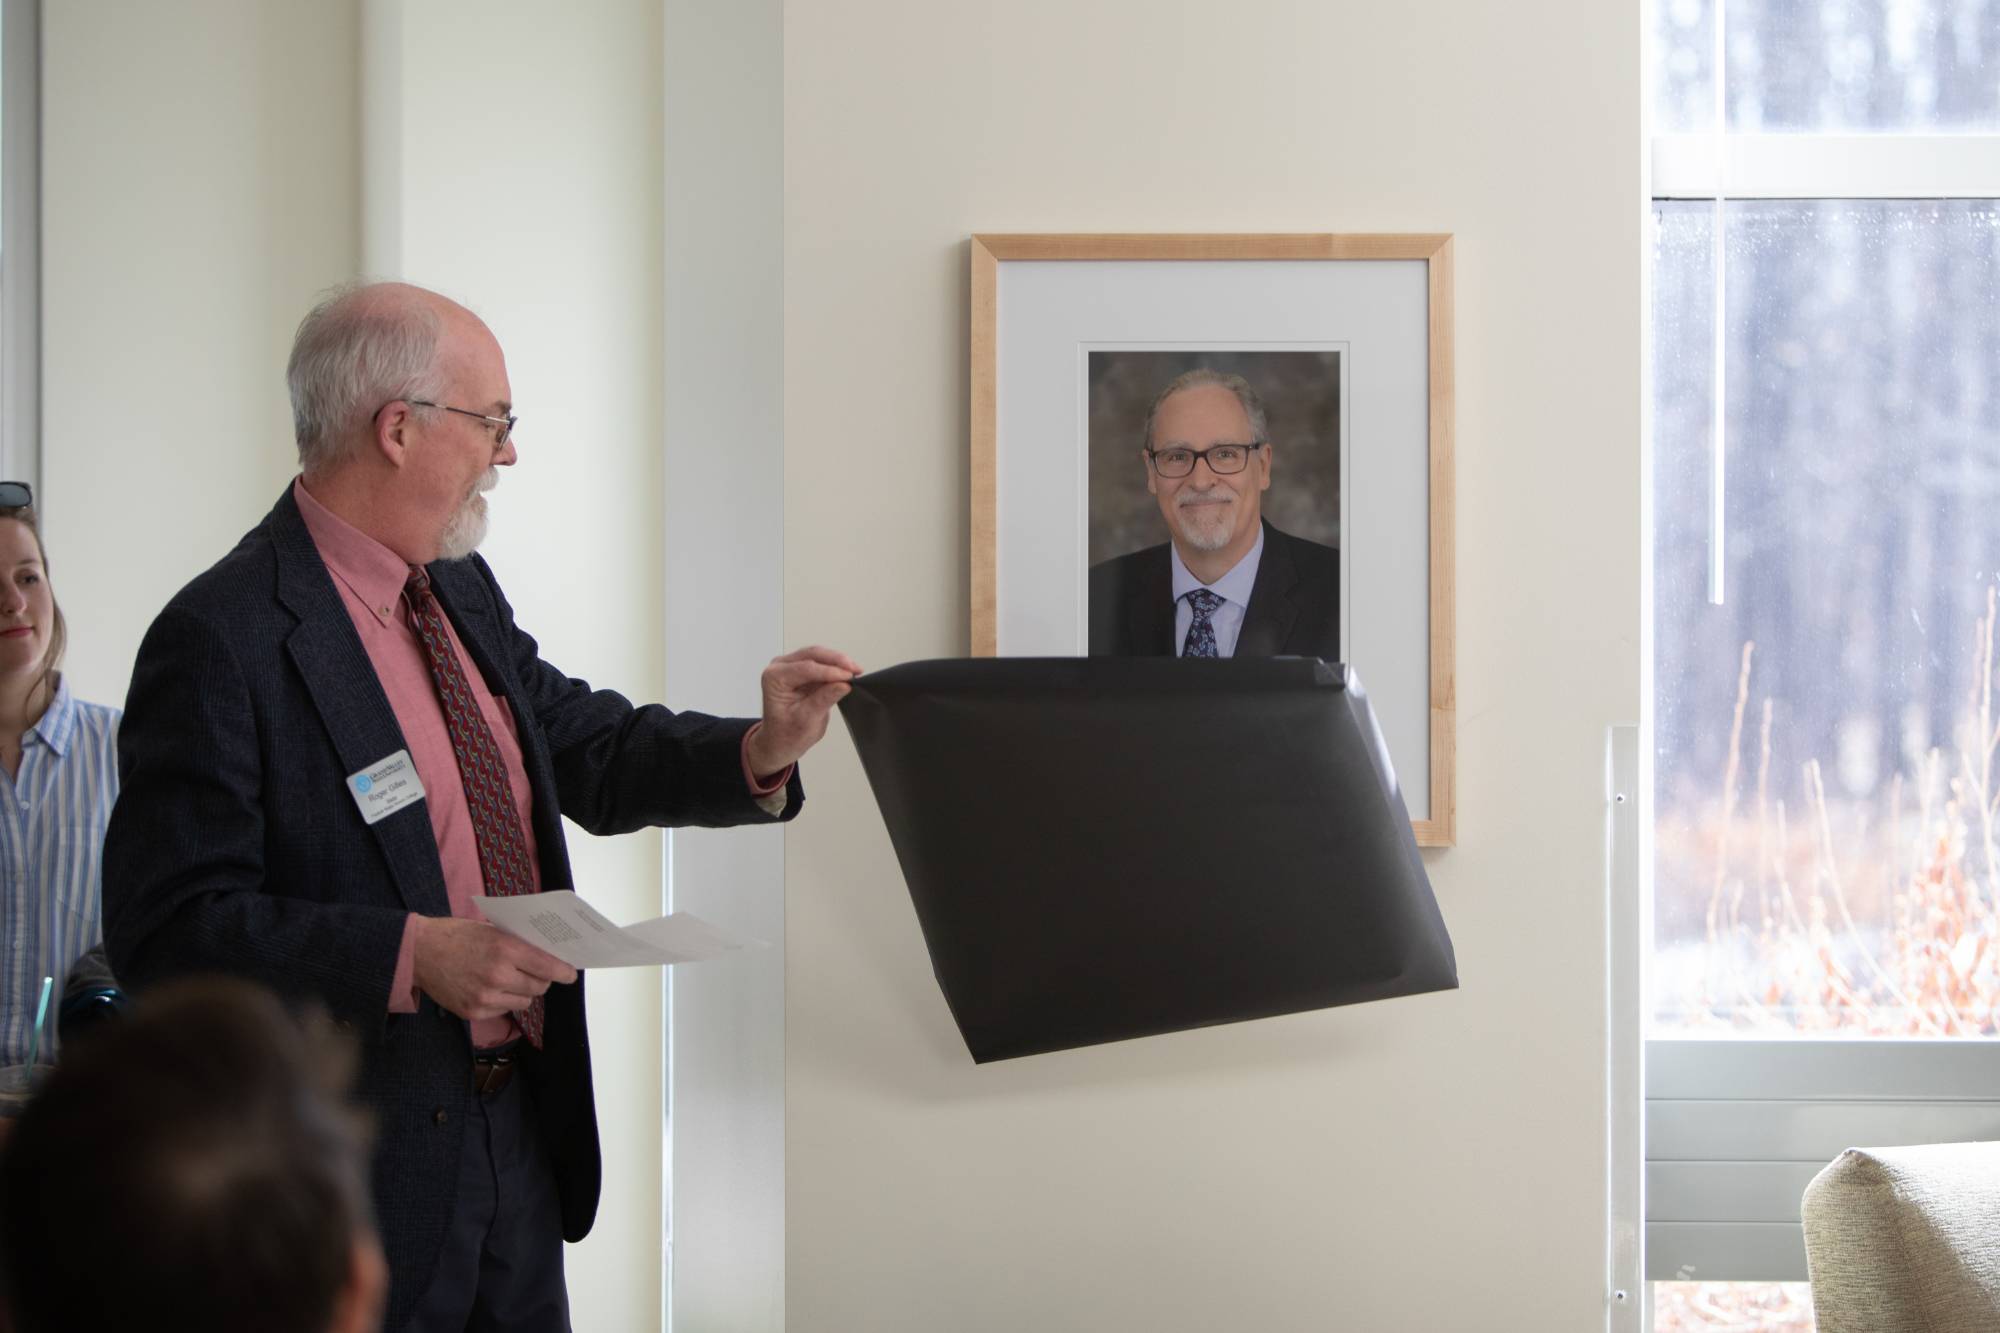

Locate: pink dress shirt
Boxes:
[297,479,543,1046]
[295,480,793,1048]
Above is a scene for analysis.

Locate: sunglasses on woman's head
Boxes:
[0,482,30,509]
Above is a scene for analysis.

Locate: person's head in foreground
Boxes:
[1141,368,1273,567]
[288,280,517,564]
[0,977,386,1333]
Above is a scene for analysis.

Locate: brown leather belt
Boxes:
[471,1050,517,1097]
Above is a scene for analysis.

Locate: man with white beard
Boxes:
[104,282,859,1332]
[1089,368,1342,661]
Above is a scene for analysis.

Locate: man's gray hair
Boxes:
[1141,368,1270,450]
[287,283,447,473]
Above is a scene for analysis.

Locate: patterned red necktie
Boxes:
[404,567,545,1048]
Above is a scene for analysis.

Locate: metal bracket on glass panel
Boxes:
[1607,723,1643,1332]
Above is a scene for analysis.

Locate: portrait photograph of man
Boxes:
[1087,350,1344,661]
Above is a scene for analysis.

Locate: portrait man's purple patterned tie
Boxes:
[1182,588,1222,659]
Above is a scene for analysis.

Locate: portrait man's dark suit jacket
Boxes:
[1088,520,1341,660]
[102,487,802,1330]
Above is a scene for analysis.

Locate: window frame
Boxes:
[1654,133,2000,200]
[2,0,40,492]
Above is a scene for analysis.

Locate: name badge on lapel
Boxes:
[347,750,427,826]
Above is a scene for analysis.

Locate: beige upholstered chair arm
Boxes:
[1803,1142,2000,1333]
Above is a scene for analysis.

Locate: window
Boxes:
[1,0,40,489]
[1653,195,2000,1039]
[1647,1,2000,1326]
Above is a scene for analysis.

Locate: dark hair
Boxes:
[0,979,375,1333]
[0,506,66,704]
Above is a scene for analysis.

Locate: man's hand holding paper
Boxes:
[410,916,577,1023]
[475,891,760,972]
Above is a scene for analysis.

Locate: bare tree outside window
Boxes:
[1654,197,2000,1038]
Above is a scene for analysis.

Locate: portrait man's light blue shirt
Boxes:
[1170,524,1264,658]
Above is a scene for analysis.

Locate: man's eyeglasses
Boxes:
[1146,442,1264,479]
[0,481,33,509]
[407,400,517,448]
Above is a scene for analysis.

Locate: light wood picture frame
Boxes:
[970,233,1455,847]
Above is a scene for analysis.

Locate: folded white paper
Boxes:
[473,890,762,970]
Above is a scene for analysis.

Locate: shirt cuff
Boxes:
[388,915,421,1014]
[741,724,794,796]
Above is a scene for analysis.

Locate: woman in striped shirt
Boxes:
[0,486,119,1068]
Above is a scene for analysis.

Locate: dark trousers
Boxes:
[402,1060,572,1333]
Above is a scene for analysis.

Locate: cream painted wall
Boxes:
[782,3,1642,1330]
[361,4,668,1329]
[45,4,667,1328]
[661,0,789,1326]
[41,0,359,709]
[42,2,1642,1327]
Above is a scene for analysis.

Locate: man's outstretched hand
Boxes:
[744,645,863,778]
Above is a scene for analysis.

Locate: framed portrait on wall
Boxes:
[969,234,1455,846]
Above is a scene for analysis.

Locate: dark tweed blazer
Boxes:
[102,487,801,1329]
[1087,520,1342,660]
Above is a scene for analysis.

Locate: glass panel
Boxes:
[1652,0,2000,132]
[1657,0,1718,134]
[1654,1282,1815,1331]
[1652,199,2000,1035]
[1725,0,2000,132]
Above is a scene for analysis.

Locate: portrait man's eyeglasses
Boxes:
[1146,442,1264,479]
[407,400,517,449]
[0,481,34,509]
